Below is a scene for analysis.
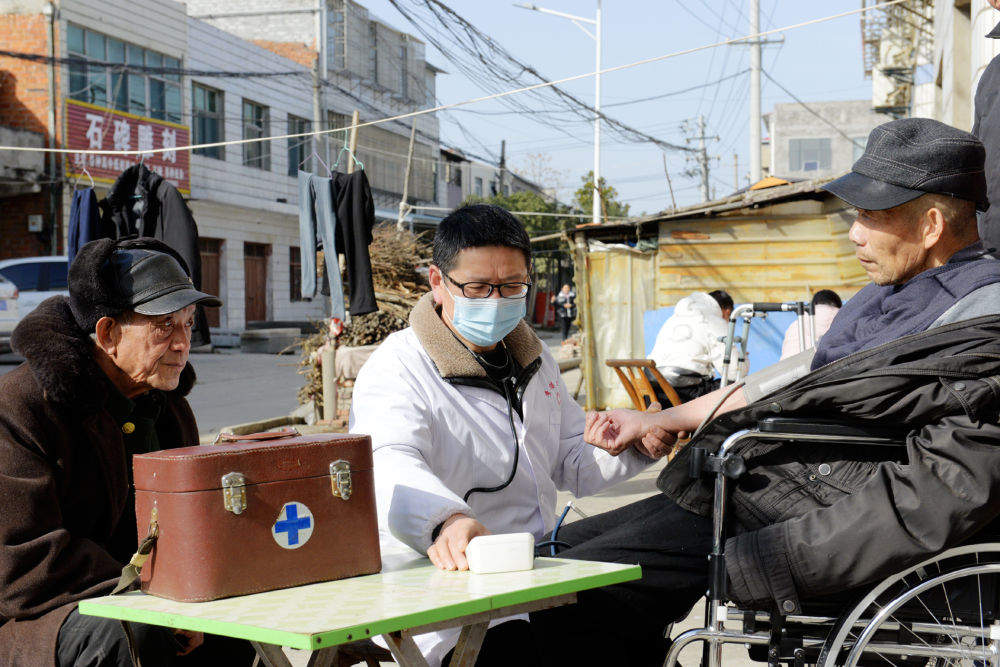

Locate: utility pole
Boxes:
[499,139,507,195]
[733,153,739,191]
[593,0,602,226]
[682,115,718,204]
[698,115,709,202]
[662,153,676,210]
[313,0,328,173]
[749,0,762,183]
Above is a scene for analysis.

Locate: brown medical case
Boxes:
[133,430,381,602]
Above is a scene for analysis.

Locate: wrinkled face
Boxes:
[109,305,196,392]
[849,207,930,285]
[428,246,530,339]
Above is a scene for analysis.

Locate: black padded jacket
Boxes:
[657,314,1000,614]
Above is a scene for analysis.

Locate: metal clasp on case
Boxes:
[330,460,352,500]
[222,472,247,515]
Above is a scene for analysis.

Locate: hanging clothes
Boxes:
[99,164,211,347]
[297,170,347,322]
[67,187,102,266]
[331,170,377,316]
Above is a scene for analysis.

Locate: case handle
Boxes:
[213,427,300,444]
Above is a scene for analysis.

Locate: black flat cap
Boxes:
[69,237,221,332]
[112,248,222,316]
[822,117,989,212]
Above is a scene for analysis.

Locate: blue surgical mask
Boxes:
[450,292,526,347]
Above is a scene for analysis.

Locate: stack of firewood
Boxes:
[296,225,431,407]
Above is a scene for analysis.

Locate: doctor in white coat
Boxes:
[350,204,653,666]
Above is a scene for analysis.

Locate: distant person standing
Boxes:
[780,289,843,359]
[551,284,577,340]
[972,0,1000,251]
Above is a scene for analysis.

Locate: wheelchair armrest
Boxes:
[758,416,905,445]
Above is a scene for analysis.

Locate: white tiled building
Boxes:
[14,0,444,333]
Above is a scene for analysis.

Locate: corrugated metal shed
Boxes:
[572,178,868,409]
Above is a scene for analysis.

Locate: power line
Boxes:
[602,70,750,110]
[761,69,864,148]
[0,48,307,78]
[0,0,907,156]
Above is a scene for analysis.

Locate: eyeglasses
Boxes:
[444,273,532,299]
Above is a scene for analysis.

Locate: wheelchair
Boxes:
[665,416,1000,667]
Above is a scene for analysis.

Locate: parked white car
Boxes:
[0,256,69,323]
[0,274,19,352]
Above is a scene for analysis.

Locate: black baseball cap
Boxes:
[822,117,989,212]
[110,248,222,316]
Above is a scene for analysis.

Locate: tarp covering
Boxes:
[583,247,657,408]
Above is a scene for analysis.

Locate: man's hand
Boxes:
[427,513,489,571]
[173,630,204,656]
[584,408,656,455]
[585,405,686,459]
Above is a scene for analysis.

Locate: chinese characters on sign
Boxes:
[65,99,190,193]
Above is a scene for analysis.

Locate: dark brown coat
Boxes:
[0,296,199,666]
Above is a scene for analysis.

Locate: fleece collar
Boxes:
[10,295,196,412]
[409,292,542,379]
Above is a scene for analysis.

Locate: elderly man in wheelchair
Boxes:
[527,118,1000,667]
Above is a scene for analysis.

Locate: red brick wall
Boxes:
[0,13,62,258]
[251,40,317,69]
[0,192,52,259]
[0,13,53,136]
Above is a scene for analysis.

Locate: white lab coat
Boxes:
[648,292,737,383]
[350,322,651,665]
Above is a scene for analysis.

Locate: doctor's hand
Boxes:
[427,513,490,571]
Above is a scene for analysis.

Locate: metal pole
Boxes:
[749,0,762,183]
[398,122,417,230]
[592,0,602,225]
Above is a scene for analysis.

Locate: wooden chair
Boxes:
[604,359,683,410]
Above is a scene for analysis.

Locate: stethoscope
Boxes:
[462,345,521,502]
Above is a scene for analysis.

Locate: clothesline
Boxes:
[411,205,629,221]
[0,0,905,158]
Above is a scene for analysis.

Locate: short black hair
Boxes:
[812,289,842,308]
[432,204,532,274]
[708,289,734,313]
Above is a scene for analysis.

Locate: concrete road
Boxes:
[185,350,305,438]
[0,348,307,441]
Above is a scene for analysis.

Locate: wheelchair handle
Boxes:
[751,302,787,312]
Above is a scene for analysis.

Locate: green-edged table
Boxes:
[79,554,641,666]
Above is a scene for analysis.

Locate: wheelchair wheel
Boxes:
[818,544,1000,667]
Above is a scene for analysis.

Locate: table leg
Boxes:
[447,621,490,667]
[384,631,431,667]
[250,641,339,667]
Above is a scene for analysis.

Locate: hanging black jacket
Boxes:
[332,170,377,316]
[658,314,1000,614]
[99,165,210,346]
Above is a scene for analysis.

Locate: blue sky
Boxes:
[364,1,873,215]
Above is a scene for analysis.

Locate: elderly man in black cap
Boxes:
[0,238,251,667]
[521,118,1000,666]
